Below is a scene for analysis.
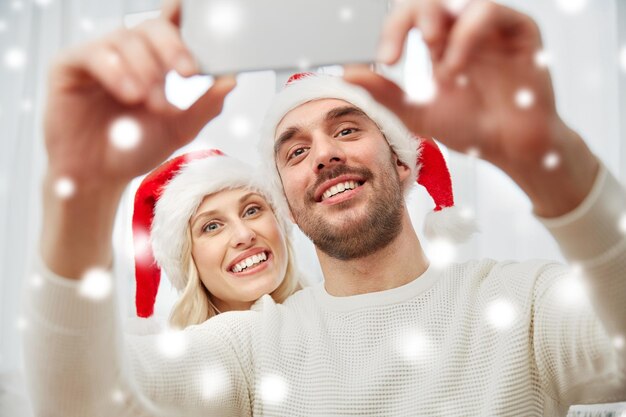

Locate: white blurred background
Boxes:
[1,0,625,415]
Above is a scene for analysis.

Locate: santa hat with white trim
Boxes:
[132,150,289,318]
[258,72,477,245]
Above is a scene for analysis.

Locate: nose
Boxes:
[311,133,346,174]
[230,220,256,249]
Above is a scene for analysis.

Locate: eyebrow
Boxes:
[190,192,261,227]
[273,105,369,157]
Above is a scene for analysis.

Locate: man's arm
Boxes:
[344,0,598,218]
[344,0,625,401]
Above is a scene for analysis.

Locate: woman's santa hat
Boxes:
[132,150,287,318]
[259,72,477,244]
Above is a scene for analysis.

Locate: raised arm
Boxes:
[344,0,625,403]
[344,0,598,218]
[42,4,234,279]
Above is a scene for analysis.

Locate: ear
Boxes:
[395,155,412,183]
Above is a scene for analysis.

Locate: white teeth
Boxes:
[232,252,268,273]
[322,181,359,200]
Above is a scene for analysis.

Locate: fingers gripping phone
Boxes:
[181,0,390,75]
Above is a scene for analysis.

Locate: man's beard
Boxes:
[289,163,404,260]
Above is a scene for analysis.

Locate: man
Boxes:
[24,1,625,416]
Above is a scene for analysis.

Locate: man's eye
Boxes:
[338,128,356,137]
[202,222,221,233]
[288,147,308,160]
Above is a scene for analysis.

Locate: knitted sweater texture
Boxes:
[23,165,626,416]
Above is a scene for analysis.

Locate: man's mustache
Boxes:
[305,165,374,203]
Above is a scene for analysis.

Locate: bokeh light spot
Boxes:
[109,116,142,150]
[485,299,517,330]
[339,7,353,22]
[555,0,587,14]
[260,374,288,404]
[229,115,252,139]
[515,88,534,109]
[427,239,456,269]
[5,48,26,70]
[542,151,561,171]
[78,268,112,301]
[158,329,188,358]
[206,2,243,38]
[54,177,76,199]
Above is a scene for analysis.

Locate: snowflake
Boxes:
[514,88,534,109]
[260,374,288,404]
[485,298,517,330]
[54,177,76,199]
[542,152,560,171]
[109,116,142,150]
[78,268,113,301]
[4,48,26,70]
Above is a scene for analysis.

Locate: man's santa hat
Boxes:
[132,150,287,318]
[259,72,477,244]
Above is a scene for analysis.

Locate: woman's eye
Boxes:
[202,222,221,233]
[244,206,261,217]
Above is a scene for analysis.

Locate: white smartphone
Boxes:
[181,0,390,75]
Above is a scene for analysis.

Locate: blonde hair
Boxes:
[169,223,302,329]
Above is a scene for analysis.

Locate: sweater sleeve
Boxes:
[532,162,626,405]
[22,261,253,417]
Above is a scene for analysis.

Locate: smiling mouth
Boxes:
[230,251,269,274]
[321,180,364,202]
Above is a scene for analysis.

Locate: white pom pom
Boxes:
[423,206,479,243]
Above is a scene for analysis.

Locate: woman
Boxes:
[133,149,302,329]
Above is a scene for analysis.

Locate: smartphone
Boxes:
[181,0,390,75]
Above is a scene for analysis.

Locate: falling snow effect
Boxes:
[542,151,560,171]
[229,115,252,139]
[109,117,142,150]
[31,274,44,289]
[260,374,288,404]
[534,49,552,68]
[620,46,626,74]
[553,265,589,308]
[466,147,480,158]
[427,239,456,269]
[618,213,626,235]
[111,388,126,404]
[158,329,188,358]
[78,268,113,301]
[515,88,534,109]
[339,7,353,22]
[16,317,28,331]
[485,299,517,330]
[133,230,152,264]
[21,99,32,112]
[555,0,587,14]
[54,177,76,199]
[206,2,242,38]
[201,366,229,399]
[5,48,26,70]
[614,336,625,350]
[456,74,468,88]
[397,329,432,361]
[297,58,311,70]
[80,18,95,32]
[444,0,470,15]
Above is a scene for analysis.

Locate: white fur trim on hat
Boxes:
[151,156,289,292]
